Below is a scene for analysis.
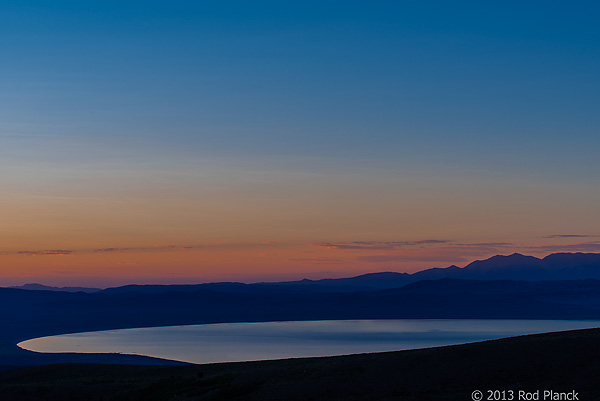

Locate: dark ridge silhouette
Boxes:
[2,277,600,368]
[259,271,414,290]
[97,274,415,295]
[96,252,600,294]
[2,252,600,370]
[407,252,600,281]
[7,253,600,295]
[9,283,101,293]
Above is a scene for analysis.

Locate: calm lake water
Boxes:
[18,319,600,364]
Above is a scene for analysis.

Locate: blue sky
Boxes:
[1,1,600,285]
[4,1,599,159]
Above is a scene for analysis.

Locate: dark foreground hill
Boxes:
[1,328,599,401]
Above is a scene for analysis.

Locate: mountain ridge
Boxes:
[5,252,600,294]
[9,283,102,293]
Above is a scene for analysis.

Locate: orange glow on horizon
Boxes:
[2,234,600,287]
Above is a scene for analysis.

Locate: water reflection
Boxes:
[18,319,600,364]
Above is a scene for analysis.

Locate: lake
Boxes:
[18,319,600,364]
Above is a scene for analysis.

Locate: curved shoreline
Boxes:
[15,319,600,365]
[3,277,600,370]
[2,327,600,400]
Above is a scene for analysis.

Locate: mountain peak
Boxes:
[467,253,542,269]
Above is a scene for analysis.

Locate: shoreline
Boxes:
[13,318,600,366]
[2,327,599,400]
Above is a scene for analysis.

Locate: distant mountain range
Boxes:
[9,283,101,293]
[8,252,600,294]
[3,276,600,349]
[3,252,600,369]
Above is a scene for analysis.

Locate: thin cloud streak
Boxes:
[16,250,75,256]
[357,254,468,263]
[312,240,518,266]
[524,242,600,253]
[2,241,284,257]
[310,240,449,251]
[313,240,513,254]
[290,258,344,264]
[453,242,514,247]
[92,242,282,254]
[95,245,182,253]
[542,234,599,239]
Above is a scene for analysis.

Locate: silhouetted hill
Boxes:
[3,278,600,342]
[95,252,600,295]
[3,252,600,383]
[7,253,600,296]
[3,275,600,368]
[9,284,101,293]
[262,271,413,290]
[408,252,600,281]
[99,273,413,295]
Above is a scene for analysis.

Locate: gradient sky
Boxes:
[2,1,600,287]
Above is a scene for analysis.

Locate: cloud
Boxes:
[96,247,132,253]
[357,254,468,263]
[542,234,598,239]
[524,241,600,253]
[310,240,449,251]
[16,250,74,256]
[351,242,517,265]
[94,242,282,253]
[453,242,513,247]
[94,245,181,253]
[312,240,513,258]
[3,241,283,258]
[311,240,518,266]
[290,258,344,264]
[445,242,514,254]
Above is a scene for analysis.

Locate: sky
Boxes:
[1,1,600,287]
